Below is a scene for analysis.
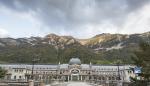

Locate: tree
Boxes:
[0,67,6,78]
[132,42,150,80]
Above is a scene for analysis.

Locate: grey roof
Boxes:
[81,64,90,69]
[0,64,28,69]
[69,58,81,65]
[0,64,58,70]
[0,64,135,70]
[34,65,58,70]
[60,64,68,69]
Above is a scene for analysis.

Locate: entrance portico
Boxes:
[71,74,79,81]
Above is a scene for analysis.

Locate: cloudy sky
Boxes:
[0,0,150,38]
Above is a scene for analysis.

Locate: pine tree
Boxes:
[133,42,150,80]
[0,67,6,78]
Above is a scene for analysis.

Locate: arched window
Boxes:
[19,76,21,79]
[112,77,115,80]
[109,77,111,80]
[14,76,16,80]
[102,77,105,80]
[99,77,101,80]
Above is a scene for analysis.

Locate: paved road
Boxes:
[48,82,94,86]
[67,82,92,86]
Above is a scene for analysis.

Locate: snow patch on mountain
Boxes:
[0,42,5,46]
[106,42,123,51]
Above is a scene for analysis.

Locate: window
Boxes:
[99,77,101,80]
[112,77,115,80]
[19,69,23,72]
[14,76,16,79]
[109,77,111,80]
[15,69,18,72]
[128,70,132,74]
[102,77,105,80]
[19,76,21,79]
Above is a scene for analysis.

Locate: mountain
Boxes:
[0,32,150,64]
[79,33,139,51]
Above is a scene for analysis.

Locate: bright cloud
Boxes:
[120,3,150,34]
[0,28,9,38]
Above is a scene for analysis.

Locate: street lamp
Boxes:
[116,34,122,86]
[116,60,122,86]
[31,55,40,80]
[117,61,121,80]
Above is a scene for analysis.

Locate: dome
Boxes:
[69,58,81,65]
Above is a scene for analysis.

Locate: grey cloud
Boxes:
[0,0,150,37]
[126,0,149,11]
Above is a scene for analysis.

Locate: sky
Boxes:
[0,0,150,38]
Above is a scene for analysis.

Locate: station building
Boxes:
[0,58,135,84]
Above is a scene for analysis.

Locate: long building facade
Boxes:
[0,58,136,84]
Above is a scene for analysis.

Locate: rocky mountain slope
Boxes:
[0,32,150,64]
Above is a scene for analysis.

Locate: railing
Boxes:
[0,80,27,86]
[129,80,150,86]
[0,80,41,86]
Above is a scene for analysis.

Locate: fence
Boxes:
[0,80,41,86]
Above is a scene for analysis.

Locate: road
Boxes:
[48,82,95,86]
[67,82,92,86]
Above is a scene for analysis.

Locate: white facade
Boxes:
[0,64,31,80]
[0,58,136,83]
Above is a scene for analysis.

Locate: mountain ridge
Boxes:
[0,31,150,64]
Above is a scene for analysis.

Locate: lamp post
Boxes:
[29,55,40,86]
[116,34,122,86]
[117,60,122,86]
[117,61,121,81]
[31,55,40,80]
